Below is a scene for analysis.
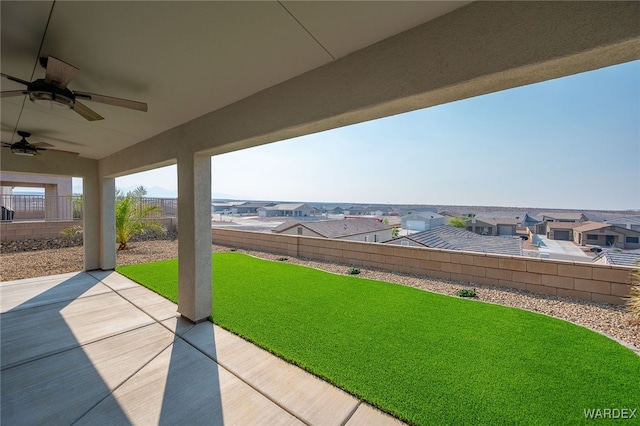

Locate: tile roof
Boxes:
[605,216,640,225]
[601,251,640,267]
[572,221,612,233]
[272,218,391,238]
[475,211,526,220]
[235,202,270,208]
[402,211,443,219]
[261,203,309,211]
[473,217,519,226]
[546,222,582,230]
[538,212,585,220]
[388,225,522,256]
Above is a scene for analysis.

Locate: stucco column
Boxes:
[44,184,57,221]
[100,178,116,270]
[83,174,116,271]
[177,152,212,322]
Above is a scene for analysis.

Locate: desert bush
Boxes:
[456,288,477,298]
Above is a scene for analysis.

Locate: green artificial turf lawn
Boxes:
[117,253,640,425]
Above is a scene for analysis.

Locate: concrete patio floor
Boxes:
[1,271,403,425]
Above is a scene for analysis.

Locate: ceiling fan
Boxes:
[1,56,147,121]
[2,130,79,157]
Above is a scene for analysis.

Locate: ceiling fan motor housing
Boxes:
[27,79,75,109]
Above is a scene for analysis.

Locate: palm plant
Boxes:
[115,186,165,250]
[62,186,166,249]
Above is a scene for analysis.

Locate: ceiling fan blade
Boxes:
[73,100,104,121]
[31,141,55,148]
[1,73,30,86]
[1,90,27,98]
[47,148,79,156]
[74,91,148,112]
[44,56,79,89]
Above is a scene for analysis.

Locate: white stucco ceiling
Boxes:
[0,1,469,160]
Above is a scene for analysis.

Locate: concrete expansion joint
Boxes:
[72,338,174,425]
[180,325,314,426]
[340,400,362,426]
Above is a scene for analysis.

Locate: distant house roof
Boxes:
[473,217,519,226]
[546,222,581,230]
[605,216,640,225]
[600,251,640,267]
[386,225,522,256]
[237,202,270,208]
[522,213,542,223]
[272,218,391,238]
[475,211,526,220]
[259,203,310,211]
[539,212,586,221]
[402,211,443,220]
[572,221,612,233]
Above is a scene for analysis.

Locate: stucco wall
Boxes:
[212,228,636,305]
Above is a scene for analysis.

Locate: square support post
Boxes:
[177,153,212,322]
[83,174,116,271]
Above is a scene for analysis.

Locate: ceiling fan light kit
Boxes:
[28,88,75,110]
[11,144,37,156]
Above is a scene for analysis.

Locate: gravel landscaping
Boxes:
[1,238,638,351]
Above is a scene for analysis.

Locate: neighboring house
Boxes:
[604,216,640,232]
[594,250,640,267]
[343,206,368,216]
[231,202,270,215]
[538,212,588,223]
[258,203,314,218]
[572,221,640,249]
[385,225,522,256]
[368,206,395,216]
[211,202,236,213]
[438,210,462,219]
[272,218,393,243]
[467,217,518,236]
[401,211,445,232]
[522,213,542,229]
[545,222,580,241]
[328,206,344,214]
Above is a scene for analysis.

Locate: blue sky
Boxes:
[77,60,638,210]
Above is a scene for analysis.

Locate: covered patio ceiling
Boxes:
[1,1,470,161]
[1,1,638,172]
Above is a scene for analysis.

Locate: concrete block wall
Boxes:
[1,217,176,242]
[1,221,79,241]
[212,229,637,305]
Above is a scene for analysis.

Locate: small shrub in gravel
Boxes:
[456,288,477,298]
[348,268,361,275]
[277,257,288,261]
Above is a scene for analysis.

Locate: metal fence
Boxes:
[1,195,177,222]
[138,197,177,218]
